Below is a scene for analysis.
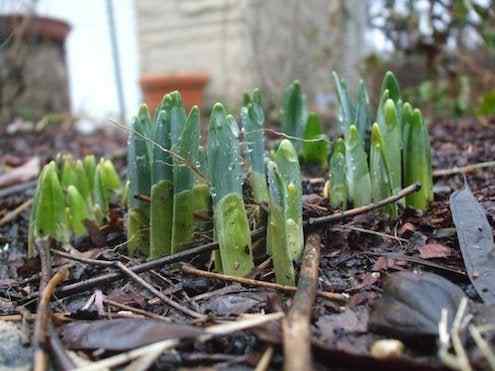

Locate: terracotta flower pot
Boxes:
[140,73,209,113]
[0,14,71,44]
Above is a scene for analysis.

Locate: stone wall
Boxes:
[135,0,367,110]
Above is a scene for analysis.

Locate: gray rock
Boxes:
[0,321,32,371]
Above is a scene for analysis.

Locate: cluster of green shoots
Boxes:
[328,71,433,216]
[28,154,123,256]
[27,71,433,286]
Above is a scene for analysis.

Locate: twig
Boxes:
[48,323,76,371]
[283,232,320,371]
[254,346,274,371]
[33,241,69,371]
[72,312,284,371]
[46,184,418,302]
[33,239,52,371]
[307,183,421,225]
[0,198,32,226]
[433,161,495,177]
[469,325,495,370]
[103,298,171,322]
[113,261,205,320]
[182,263,347,303]
[0,179,37,199]
[51,250,205,320]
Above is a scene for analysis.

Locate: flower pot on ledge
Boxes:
[140,73,209,113]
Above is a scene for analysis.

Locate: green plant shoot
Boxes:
[274,139,303,261]
[281,80,308,152]
[66,185,91,236]
[266,161,295,286]
[127,104,152,256]
[328,138,347,209]
[370,123,397,218]
[344,125,371,207]
[302,112,329,168]
[208,103,254,276]
[404,108,433,209]
[242,89,269,204]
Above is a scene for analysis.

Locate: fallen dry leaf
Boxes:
[61,318,204,350]
[418,243,452,259]
[0,157,40,189]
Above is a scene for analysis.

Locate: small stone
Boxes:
[370,339,404,360]
[0,321,32,371]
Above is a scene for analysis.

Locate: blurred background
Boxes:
[0,0,494,129]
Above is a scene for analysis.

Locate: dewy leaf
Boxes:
[208,104,254,276]
[170,106,199,252]
[328,138,347,209]
[450,184,495,304]
[152,99,173,185]
[369,123,397,218]
[344,125,371,207]
[369,271,465,344]
[66,185,90,236]
[302,112,329,168]
[266,161,295,286]
[214,193,254,277]
[28,165,46,257]
[379,99,402,198]
[149,180,173,258]
[274,140,303,261]
[127,105,152,255]
[35,161,66,242]
[332,71,355,135]
[242,89,269,204]
[61,318,204,351]
[404,109,433,210]
[355,79,371,141]
[280,80,308,152]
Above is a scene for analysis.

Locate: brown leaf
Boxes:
[372,256,407,272]
[0,157,40,188]
[61,319,204,350]
[418,243,452,259]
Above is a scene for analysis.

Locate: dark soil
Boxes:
[0,118,494,370]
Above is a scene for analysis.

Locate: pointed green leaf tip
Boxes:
[302,112,329,167]
[281,80,307,152]
[370,123,397,218]
[67,185,90,236]
[35,161,66,242]
[404,108,433,210]
[380,98,402,198]
[380,71,401,104]
[266,160,295,286]
[328,138,347,209]
[344,125,371,207]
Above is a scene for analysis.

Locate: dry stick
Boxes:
[33,239,52,371]
[34,270,69,371]
[254,346,274,371]
[48,323,76,371]
[283,233,321,371]
[182,263,347,303]
[49,183,419,301]
[51,249,204,320]
[307,182,421,225]
[433,160,495,177]
[0,198,32,226]
[103,298,171,322]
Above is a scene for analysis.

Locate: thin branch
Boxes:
[283,232,320,371]
[182,263,348,303]
[433,161,495,177]
[0,198,32,226]
[307,183,421,225]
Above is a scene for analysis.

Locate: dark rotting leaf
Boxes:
[450,184,495,304]
[61,319,204,350]
[369,271,465,347]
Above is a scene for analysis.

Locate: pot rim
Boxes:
[140,73,209,88]
[0,13,71,43]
